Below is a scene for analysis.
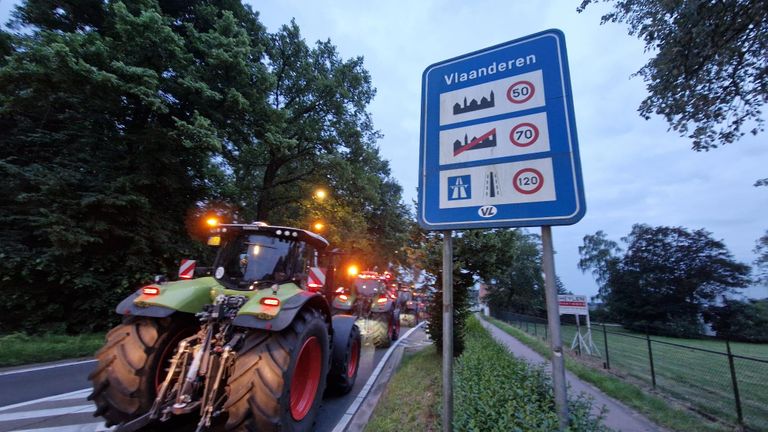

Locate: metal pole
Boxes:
[725,340,744,425]
[442,230,453,432]
[575,314,581,356]
[541,225,568,430]
[602,323,610,369]
[646,332,656,388]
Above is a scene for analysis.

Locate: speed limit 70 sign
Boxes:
[418,29,585,230]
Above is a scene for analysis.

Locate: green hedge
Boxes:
[454,318,609,431]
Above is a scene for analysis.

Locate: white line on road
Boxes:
[0,388,90,412]
[0,360,96,377]
[331,322,426,432]
[0,404,93,421]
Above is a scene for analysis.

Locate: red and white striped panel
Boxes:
[178,259,196,279]
[307,267,326,290]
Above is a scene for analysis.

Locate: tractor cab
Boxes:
[208,222,329,291]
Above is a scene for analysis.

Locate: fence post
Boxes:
[646,331,656,388]
[525,321,529,333]
[602,323,610,369]
[544,322,548,341]
[725,340,744,426]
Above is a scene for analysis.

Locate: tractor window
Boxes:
[216,234,311,289]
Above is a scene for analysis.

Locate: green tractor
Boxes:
[397,287,421,328]
[88,222,361,432]
[331,271,400,348]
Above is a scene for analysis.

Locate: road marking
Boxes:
[0,388,90,412]
[331,322,426,432]
[13,421,106,432]
[0,360,96,377]
[0,404,93,421]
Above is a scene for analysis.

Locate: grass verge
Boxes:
[0,332,105,367]
[365,348,442,432]
[483,315,732,432]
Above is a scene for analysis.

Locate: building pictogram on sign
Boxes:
[179,259,196,279]
[453,128,497,156]
[448,175,472,200]
[453,91,495,115]
[307,267,326,291]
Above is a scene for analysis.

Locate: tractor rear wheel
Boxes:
[88,315,198,426]
[224,308,330,432]
[366,313,393,348]
[400,313,416,327]
[327,324,361,395]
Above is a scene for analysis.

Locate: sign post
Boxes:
[418,29,585,431]
[541,226,568,426]
[442,231,453,432]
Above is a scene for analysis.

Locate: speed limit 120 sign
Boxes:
[418,29,585,230]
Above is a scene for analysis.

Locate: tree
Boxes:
[577,230,622,300]
[0,0,259,332]
[754,230,768,285]
[579,225,751,336]
[0,1,410,332]
[480,230,547,316]
[578,0,768,156]
[703,299,768,342]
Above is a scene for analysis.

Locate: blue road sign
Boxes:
[418,29,585,230]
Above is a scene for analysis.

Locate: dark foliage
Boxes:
[703,299,768,343]
[579,0,768,152]
[579,225,751,337]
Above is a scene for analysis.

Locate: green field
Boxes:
[500,317,768,431]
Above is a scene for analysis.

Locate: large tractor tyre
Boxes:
[88,315,198,427]
[224,308,330,432]
[366,313,393,349]
[400,313,416,328]
[326,322,361,395]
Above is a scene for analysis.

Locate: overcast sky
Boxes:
[2,1,766,299]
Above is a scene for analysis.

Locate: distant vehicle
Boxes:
[89,221,360,432]
[397,288,421,327]
[332,271,400,347]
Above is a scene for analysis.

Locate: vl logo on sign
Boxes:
[478,205,497,218]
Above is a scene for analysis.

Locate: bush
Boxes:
[454,318,608,431]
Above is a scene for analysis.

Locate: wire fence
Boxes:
[490,309,768,431]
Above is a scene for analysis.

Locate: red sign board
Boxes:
[557,294,588,315]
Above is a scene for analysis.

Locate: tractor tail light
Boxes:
[260,297,280,307]
[377,296,388,304]
[338,294,349,302]
[142,286,160,296]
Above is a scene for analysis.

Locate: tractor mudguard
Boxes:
[370,299,392,313]
[116,290,175,317]
[116,277,223,317]
[332,298,353,311]
[232,291,331,332]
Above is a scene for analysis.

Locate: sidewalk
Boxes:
[479,318,664,432]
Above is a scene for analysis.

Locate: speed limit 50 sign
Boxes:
[418,29,585,230]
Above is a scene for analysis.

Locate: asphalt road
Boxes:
[0,326,427,432]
